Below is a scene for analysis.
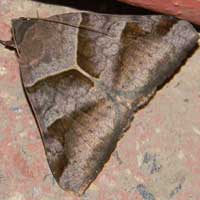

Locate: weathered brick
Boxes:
[119,0,200,25]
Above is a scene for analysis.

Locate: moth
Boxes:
[1,12,198,195]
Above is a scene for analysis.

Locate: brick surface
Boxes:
[119,0,200,25]
[0,1,200,200]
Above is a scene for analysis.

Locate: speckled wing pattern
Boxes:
[12,12,198,194]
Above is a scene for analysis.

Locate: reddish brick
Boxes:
[119,0,200,25]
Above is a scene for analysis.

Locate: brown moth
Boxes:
[2,12,198,195]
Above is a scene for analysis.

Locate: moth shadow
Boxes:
[33,0,155,15]
[194,24,200,32]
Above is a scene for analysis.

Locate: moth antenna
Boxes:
[0,39,15,48]
[11,27,20,58]
[21,17,112,37]
[36,10,40,19]
[0,34,20,57]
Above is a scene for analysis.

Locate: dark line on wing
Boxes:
[20,17,111,36]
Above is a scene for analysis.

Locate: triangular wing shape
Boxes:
[12,12,198,194]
